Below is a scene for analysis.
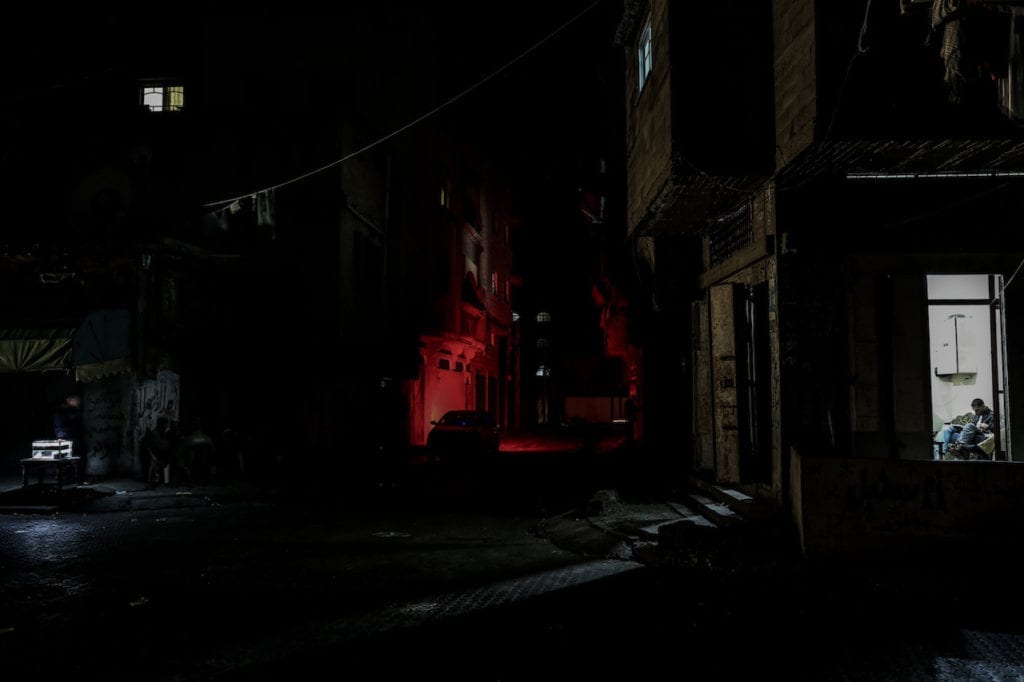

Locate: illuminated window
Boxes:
[512,312,520,323]
[440,184,449,208]
[638,17,653,91]
[535,365,551,377]
[537,338,550,349]
[140,84,185,112]
[537,312,551,323]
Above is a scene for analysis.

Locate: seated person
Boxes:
[938,398,996,460]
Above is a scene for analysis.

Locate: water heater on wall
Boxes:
[933,314,978,376]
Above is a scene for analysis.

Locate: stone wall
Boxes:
[624,0,673,234]
[773,0,817,169]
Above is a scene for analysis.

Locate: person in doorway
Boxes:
[54,394,85,481]
[939,398,996,460]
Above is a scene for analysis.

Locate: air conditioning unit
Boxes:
[32,439,73,459]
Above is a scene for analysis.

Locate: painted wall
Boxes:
[426,363,467,427]
[928,304,996,430]
[132,370,180,475]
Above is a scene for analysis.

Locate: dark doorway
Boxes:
[741,282,772,484]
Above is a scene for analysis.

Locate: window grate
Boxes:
[708,203,753,267]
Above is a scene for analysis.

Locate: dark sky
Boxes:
[2,4,625,281]
[3,3,620,182]
[441,1,623,178]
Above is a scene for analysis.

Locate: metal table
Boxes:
[20,457,80,492]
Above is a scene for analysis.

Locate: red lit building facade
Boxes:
[406,138,519,445]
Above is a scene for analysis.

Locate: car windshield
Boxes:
[438,412,493,427]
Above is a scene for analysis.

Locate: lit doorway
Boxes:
[926,275,1010,459]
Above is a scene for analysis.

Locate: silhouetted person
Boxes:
[54,395,85,481]
[142,417,172,487]
[183,418,215,485]
[221,428,246,481]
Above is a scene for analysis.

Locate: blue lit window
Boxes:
[638,17,653,91]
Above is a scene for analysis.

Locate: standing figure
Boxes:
[54,394,85,481]
[142,417,172,486]
[221,428,246,481]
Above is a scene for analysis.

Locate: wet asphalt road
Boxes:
[0,453,638,681]
[6,455,1024,680]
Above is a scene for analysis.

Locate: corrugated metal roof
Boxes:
[638,139,1024,236]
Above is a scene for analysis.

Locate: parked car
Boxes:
[426,411,501,465]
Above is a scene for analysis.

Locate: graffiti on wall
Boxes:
[83,374,134,475]
[134,370,180,444]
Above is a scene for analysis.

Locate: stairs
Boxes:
[632,476,797,569]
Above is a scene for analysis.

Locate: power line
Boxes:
[824,0,874,140]
[202,0,603,210]
[996,257,1024,308]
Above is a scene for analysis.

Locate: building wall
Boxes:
[692,295,713,473]
[846,254,1019,462]
[564,396,627,423]
[773,0,817,169]
[698,186,782,501]
[794,451,1024,557]
[83,373,134,477]
[407,143,516,445]
[624,0,673,234]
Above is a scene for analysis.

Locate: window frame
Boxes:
[140,83,185,112]
[637,16,653,93]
